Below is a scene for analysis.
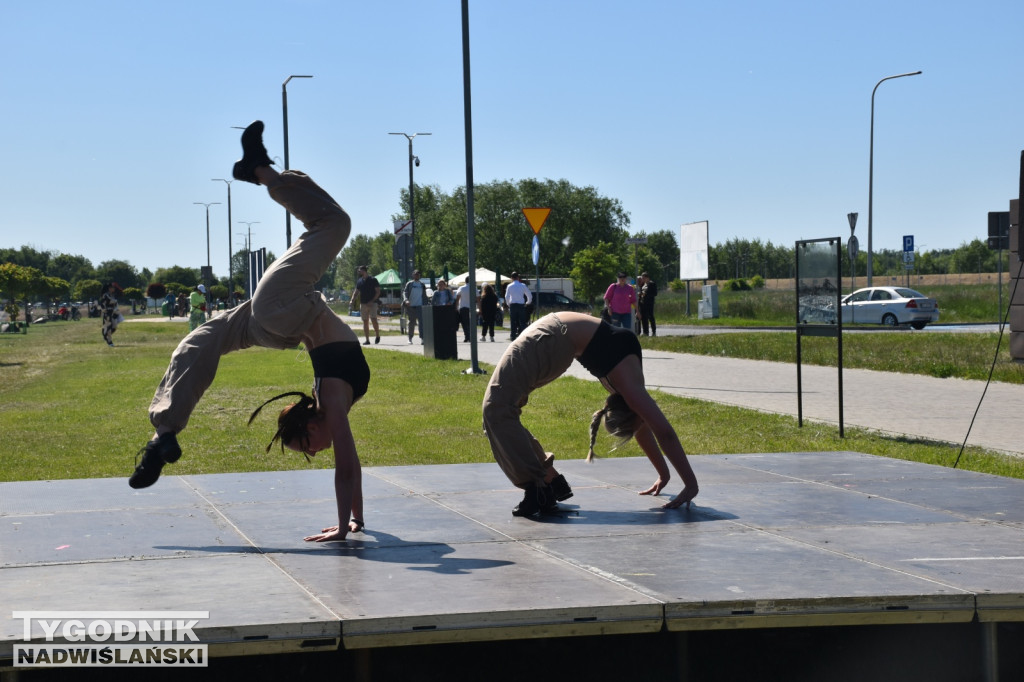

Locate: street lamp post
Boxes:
[212,179,234,304]
[238,221,259,251]
[867,70,921,286]
[194,201,220,314]
[238,221,259,299]
[389,132,431,279]
[193,202,220,269]
[282,75,313,249]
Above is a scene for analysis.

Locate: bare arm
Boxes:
[606,357,698,508]
[634,424,670,496]
[302,377,363,542]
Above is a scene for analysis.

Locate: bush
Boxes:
[750,275,765,289]
[728,278,751,291]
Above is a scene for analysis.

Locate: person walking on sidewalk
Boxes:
[482,310,699,517]
[349,265,381,346]
[132,120,370,544]
[403,269,427,344]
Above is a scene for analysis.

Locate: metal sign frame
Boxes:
[795,237,844,437]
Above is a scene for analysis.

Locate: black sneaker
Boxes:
[129,432,182,489]
[549,473,573,501]
[512,483,557,517]
[231,120,274,185]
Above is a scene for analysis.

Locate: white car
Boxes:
[840,286,939,329]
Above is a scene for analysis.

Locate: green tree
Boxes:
[96,260,141,291]
[146,283,168,300]
[209,284,229,302]
[641,229,679,282]
[393,183,446,273]
[0,264,45,324]
[123,286,144,313]
[42,276,71,307]
[634,246,664,282]
[370,233,398,276]
[388,178,630,280]
[570,242,619,305]
[76,279,103,301]
[337,235,376,290]
[0,246,50,271]
[49,253,95,284]
[153,266,200,288]
[952,239,994,274]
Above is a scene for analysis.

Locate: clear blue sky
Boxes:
[2,0,1022,279]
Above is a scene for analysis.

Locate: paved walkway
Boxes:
[374,325,1024,457]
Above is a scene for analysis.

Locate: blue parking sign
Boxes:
[903,235,914,252]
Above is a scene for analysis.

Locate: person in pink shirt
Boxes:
[603,272,636,329]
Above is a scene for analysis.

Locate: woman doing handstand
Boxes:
[131,120,368,543]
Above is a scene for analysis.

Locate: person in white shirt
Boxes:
[504,272,532,340]
[455,282,473,342]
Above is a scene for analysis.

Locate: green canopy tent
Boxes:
[374,268,403,290]
[372,268,403,315]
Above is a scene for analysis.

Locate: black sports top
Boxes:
[308,341,370,401]
[576,321,642,378]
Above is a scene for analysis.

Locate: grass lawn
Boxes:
[2,317,1023,485]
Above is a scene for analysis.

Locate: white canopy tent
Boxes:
[447,268,512,288]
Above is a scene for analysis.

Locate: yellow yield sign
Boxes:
[522,208,551,235]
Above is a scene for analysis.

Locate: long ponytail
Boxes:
[248,391,319,458]
[587,393,641,462]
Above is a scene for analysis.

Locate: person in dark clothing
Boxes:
[100,283,121,346]
[349,266,381,345]
[637,271,658,337]
[479,283,499,342]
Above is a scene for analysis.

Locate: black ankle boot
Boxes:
[549,474,573,501]
[512,482,558,517]
[232,120,275,184]
[129,432,182,489]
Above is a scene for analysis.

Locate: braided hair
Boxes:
[248,391,320,460]
[587,393,642,462]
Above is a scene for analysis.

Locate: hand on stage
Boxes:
[638,478,668,496]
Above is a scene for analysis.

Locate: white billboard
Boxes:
[679,221,709,280]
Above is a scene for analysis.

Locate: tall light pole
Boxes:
[193,202,220,269]
[867,70,921,286]
[282,74,313,249]
[238,221,259,251]
[212,179,234,304]
[238,221,259,299]
[389,131,431,279]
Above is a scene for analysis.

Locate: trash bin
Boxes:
[422,305,458,360]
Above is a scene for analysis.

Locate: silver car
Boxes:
[840,286,939,329]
